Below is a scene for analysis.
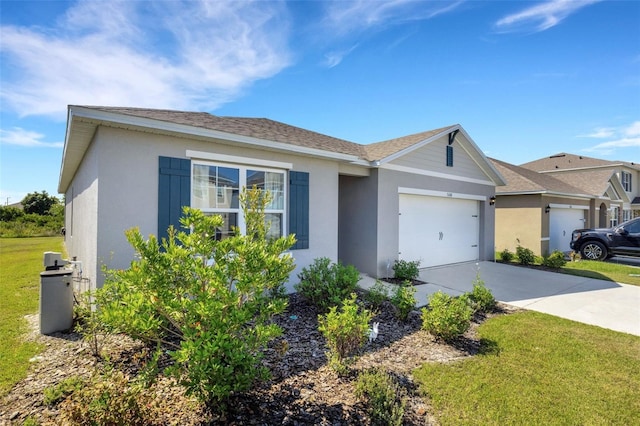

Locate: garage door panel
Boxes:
[549,208,585,253]
[399,194,479,268]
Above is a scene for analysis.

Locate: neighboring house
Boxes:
[59,106,505,292]
[492,153,640,256]
[521,153,640,225]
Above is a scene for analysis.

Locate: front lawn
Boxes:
[0,237,64,396]
[414,311,640,425]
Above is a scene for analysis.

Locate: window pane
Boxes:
[216,167,239,209]
[205,212,238,240]
[247,170,284,209]
[265,213,282,239]
[192,164,212,209]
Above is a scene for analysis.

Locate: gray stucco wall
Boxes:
[68,126,341,292]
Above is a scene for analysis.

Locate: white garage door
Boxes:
[549,208,585,253]
[399,194,479,268]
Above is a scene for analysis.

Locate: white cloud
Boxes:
[0,0,291,120]
[580,121,640,156]
[0,127,63,148]
[495,0,601,33]
[323,44,359,68]
[578,127,616,138]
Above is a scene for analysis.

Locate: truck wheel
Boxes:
[580,241,608,260]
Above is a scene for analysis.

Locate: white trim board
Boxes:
[398,187,488,202]
[382,163,495,186]
[548,203,589,210]
[186,150,293,170]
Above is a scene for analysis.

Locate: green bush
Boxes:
[390,284,416,321]
[392,259,420,281]
[516,245,536,266]
[318,293,373,373]
[295,257,360,312]
[355,368,406,426]
[421,291,473,341]
[500,248,514,262]
[365,280,390,307]
[542,250,567,269]
[466,271,496,313]
[96,187,295,406]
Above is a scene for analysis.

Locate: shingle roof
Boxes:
[521,152,640,172]
[547,169,619,196]
[87,106,367,158]
[490,158,590,196]
[363,126,457,161]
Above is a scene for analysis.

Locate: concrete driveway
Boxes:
[361,261,640,336]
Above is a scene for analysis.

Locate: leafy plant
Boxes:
[500,248,514,262]
[390,284,417,321]
[466,269,496,313]
[392,259,420,282]
[542,250,567,269]
[96,187,295,406]
[421,291,473,341]
[365,280,390,307]
[355,368,406,426]
[43,376,85,407]
[516,245,536,266]
[318,293,373,373]
[74,291,104,358]
[295,257,360,312]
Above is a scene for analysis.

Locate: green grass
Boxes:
[0,237,64,396]
[561,259,640,286]
[414,311,640,425]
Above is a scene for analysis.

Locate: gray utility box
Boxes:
[40,267,74,335]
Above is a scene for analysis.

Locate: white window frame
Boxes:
[621,171,632,192]
[610,206,620,227]
[191,159,287,237]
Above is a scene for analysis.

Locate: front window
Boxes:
[610,207,620,227]
[621,171,632,192]
[192,162,285,239]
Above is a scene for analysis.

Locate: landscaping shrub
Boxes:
[355,368,406,426]
[421,291,473,341]
[318,293,373,373]
[365,280,390,308]
[500,248,514,262]
[516,245,536,266]
[96,187,295,406]
[295,257,360,312]
[43,376,85,407]
[466,271,496,313]
[390,283,417,321]
[392,259,420,282]
[58,369,159,426]
[542,250,567,269]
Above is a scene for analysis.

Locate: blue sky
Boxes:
[1,0,639,204]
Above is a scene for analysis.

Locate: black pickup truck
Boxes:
[570,217,640,260]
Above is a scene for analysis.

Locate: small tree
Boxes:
[21,190,59,215]
[97,187,296,407]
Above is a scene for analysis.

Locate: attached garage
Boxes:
[399,192,480,268]
[549,205,587,253]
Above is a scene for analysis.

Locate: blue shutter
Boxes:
[446,145,454,167]
[289,171,309,250]
[158,156,191,241]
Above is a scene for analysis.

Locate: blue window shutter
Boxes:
[446,145,454,167]
[158,156,191,242]
[289,171,309,250]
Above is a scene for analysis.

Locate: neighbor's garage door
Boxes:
[399,194,479,268]
[549,208,585,253]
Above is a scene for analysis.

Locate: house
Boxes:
[59,106,505,292]
[492,153,640,256]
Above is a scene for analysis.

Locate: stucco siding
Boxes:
[338,173,379,277]
[64,137,99,291]
[76,126,340,291]
[389,135,489,181]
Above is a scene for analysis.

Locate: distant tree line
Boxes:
[0,191,64,237]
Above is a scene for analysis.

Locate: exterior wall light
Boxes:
[545,205,550,214]
[489,196,496,206]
